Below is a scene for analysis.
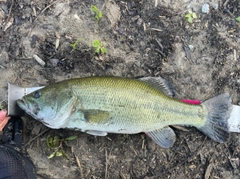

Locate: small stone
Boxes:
[213,4,218,10]
[137,18,143,26]
[14,16,21,25]
[188,45,194,50]
[49,58,59,67]
[202,4,210,14]
[1,4,8,14]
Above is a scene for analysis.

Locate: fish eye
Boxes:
[33,91,41,99]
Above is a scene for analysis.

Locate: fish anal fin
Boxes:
[145,126,176,148]
[139,77,175,97]
[82,109,110,124]
[86,130,107,136]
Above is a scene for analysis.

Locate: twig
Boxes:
[25,128,49,147]
[75,154,84,178]
[27,0,60,36]
[223,0,230,8]
[153,137,207,178]
[171,125,190,132]
[105,149,108,179]
[204,163,214,179]
[150,28,162,32]
[154,0,158,7]
[33,0,60,23]
[3,0,14,31]
[6,0,14,24]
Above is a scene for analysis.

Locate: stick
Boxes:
[105,149,108,179]
[75,154,84,178]
[25,128,49,147]
[33,0,60,23]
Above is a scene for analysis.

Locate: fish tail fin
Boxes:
[197,93,232,143]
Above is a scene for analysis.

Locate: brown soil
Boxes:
[0,0,240,178]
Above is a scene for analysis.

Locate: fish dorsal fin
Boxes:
[82,109,110,124]
[139,77,175,97]
[145,126,176,148]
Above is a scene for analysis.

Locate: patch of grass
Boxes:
[185,12,197,23]
[90,5,102,21]
[92,40,107,54]
[47,134,77,159]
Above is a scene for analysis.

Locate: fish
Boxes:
[16,76,232,148]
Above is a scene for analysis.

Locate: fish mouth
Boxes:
[17,99,37,118]
[16,99,28,111]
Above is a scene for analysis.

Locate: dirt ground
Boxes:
[0,0,240,178]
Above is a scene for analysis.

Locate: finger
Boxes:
[0,110,10,131]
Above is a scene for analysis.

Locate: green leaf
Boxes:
[188,17,193,23]
[90,5,98,13]
[91,5,102,21]
[48,151,56,159]
[185,14,192,18]
[95,48,100,53]
[101,47,107,54]
[46,136,53,148]
[98,11,102,19]
[236,16,240,22]
[192,13,197,19]
[61,149,69,159]
[95,15,100,21]
[53,136,60,147]
[93,40,100,48]
[65,135,78,141]
[56,151,63,157]
[70,42,77,49]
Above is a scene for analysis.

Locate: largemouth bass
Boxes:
[17,76,232,148]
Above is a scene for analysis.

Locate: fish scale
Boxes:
[73,80,201,130]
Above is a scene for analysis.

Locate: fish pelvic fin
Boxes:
[145,126,176,148]
[198,93,232,143]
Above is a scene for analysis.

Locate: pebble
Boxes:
[137,18,143,26]
[202,4,210,14]
[14,16,21,25]
[188,45,194,50]
[1,4,8,14]
[49,58,59,67]
[213,4,218,10]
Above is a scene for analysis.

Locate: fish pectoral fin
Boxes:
[82,109,110,123]
[139,77,176,98]
[145,126,176,148]
[86,130,108,136]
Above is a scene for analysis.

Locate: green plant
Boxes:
[70,38,82,52]
[92,40,107,54]
[0,103,3,110]
[90,5,102,21]
[236,16,240,23]
[185,12,197,23]
[47,135,77,159]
